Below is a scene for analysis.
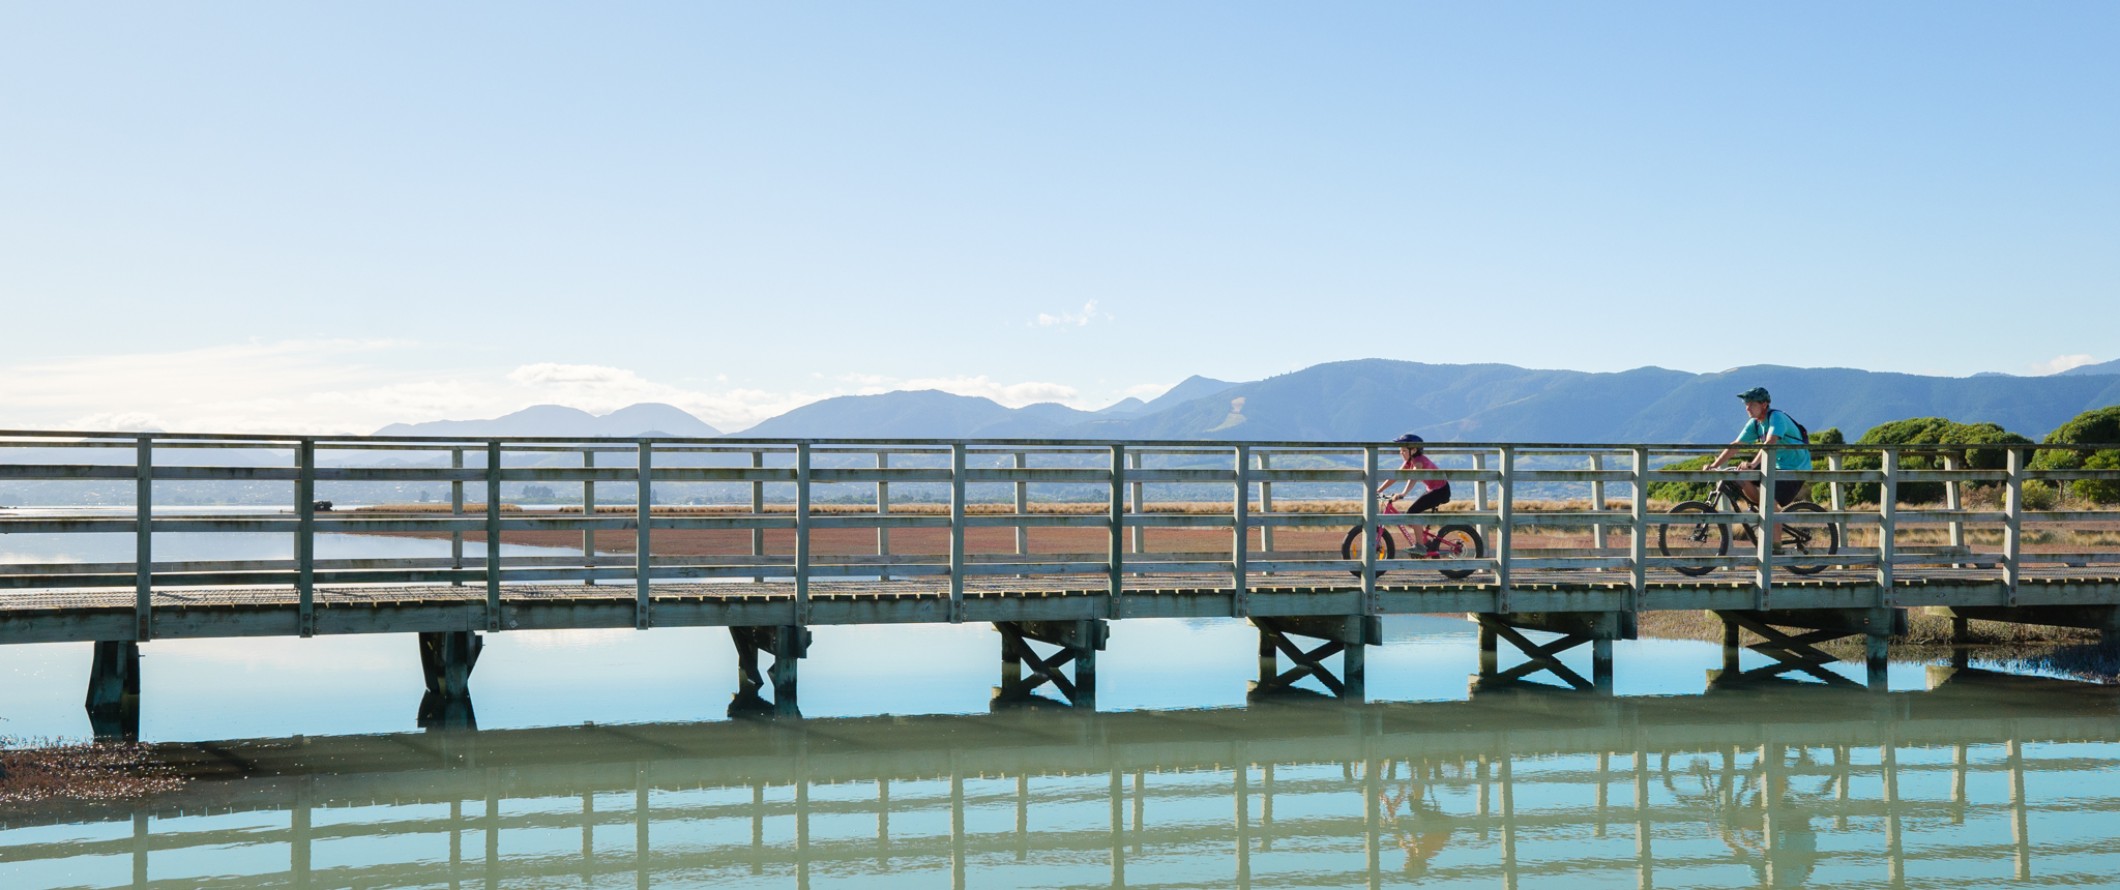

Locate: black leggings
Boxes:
[1404,484,1452,516]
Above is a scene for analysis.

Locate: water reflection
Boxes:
[5,666,2119,889]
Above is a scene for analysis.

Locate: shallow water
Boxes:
[5,530,2120,888]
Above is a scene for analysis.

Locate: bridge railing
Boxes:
[4,431,2118,608]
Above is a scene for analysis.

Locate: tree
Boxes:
[2032,405,2120,503]
[1836,418,2031,505]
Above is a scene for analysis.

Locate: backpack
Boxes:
[1770,409,1809,445]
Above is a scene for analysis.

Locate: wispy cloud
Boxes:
[2032,354,2099,375]
[1033,300,1112,328]
[0,342,1136,435]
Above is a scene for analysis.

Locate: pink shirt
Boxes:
[1391,453,1447,492]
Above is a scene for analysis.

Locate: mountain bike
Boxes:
[1341,495,1485,580]
[1657,469,1838,576]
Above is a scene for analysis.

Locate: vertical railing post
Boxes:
[450,447,465,586]
[1472,451,1490,512]
[1496,447,1514,613]
[135,437,154,642]
[1943,454,1965,557]
[1013,451,1029,560]
[1108,444,1126,618]
[750,450,766,582]
[634,441,652,629]
[2003,447,2023,604]
[1361,445,1380,611]
[795,442,812,626]
[1128,450,1145,555]
[949,443,967,623]
[876,451,891,582]
[1629,447,1647,613]
[1828,452,1845,511]
[1589,453,1606,559]
[487,441,503,632]
[1232,444,1250,618]
[297,439,316,637]
[1756,456,1775,608]
[1878,447,1898,606]
[1256,451,1276,560]
[582,449,596,585]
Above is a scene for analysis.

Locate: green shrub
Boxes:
[2032,405,2120,504]
[1836,418,2032,505]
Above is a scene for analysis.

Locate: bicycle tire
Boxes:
[1341,522,1396,578]
[1774,501,1839,575]
[1659,501,1729,576]
[1431,524,1484,580]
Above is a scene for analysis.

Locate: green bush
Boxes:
[2031,405,2120,504]
[1836,418,2032,505]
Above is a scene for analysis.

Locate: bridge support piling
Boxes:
[1707,608,1906,690]
[1249,616,1379,701]
[730,625,808,717]
[84,640,141,740]
[1471,612,1635,693]
[418,631,482,730]
[993,619,1107,709]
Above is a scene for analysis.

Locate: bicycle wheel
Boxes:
[1658,501,1729,577]
[1341,523,1396,577]
[1774,502,1839,575]
[1430,524,1485,581]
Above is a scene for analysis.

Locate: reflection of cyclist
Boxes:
[1378,433,1452,519]
[1378,759,1457,878]
[1706,387,1812,508]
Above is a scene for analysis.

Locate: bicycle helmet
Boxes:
[1392,433,1423,445]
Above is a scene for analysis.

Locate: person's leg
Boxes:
[1405,485,1451,549]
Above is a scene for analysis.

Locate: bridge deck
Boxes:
[5,567,2118,644]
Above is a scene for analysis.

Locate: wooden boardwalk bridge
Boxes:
[3,430,2118,731]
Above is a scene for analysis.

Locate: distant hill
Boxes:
[738,390,1101,439]
[1072,361,2120,444]
[705,360,2120,445]
[373,403,720,439]
[2060,358,2120,376]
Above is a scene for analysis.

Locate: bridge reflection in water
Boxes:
[5,666,2118,889]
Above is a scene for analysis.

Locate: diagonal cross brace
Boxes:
[1484,620,1596,689]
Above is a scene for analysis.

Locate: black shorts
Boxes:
[1773,479,1805,507]
[1406,484,1452,515]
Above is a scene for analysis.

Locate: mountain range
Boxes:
[369,360,2120,444]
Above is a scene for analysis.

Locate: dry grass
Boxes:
[0,737,185,805]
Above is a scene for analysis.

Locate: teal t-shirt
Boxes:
[1740,410,1812,471]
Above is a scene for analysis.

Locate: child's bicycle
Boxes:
[1657,469,1839,577]
[1341,495,1485,580]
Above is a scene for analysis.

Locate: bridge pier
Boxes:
[730,625,808,717]
[993,620,1107,709]
[1472,612,1634,693]
[1709,608,1906,690]
[1249,616,1379,701]
[417,631,482,730]
[84,640,141,740]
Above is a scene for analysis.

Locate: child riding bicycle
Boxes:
[1378,433,1452,544]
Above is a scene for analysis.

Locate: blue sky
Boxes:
[3,2,2114,434]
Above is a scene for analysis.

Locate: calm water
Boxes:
[4,522,2120,888]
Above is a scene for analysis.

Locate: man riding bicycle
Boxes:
[1705,387,1812,507]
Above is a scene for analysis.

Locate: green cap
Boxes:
[1737,386,1771,403]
